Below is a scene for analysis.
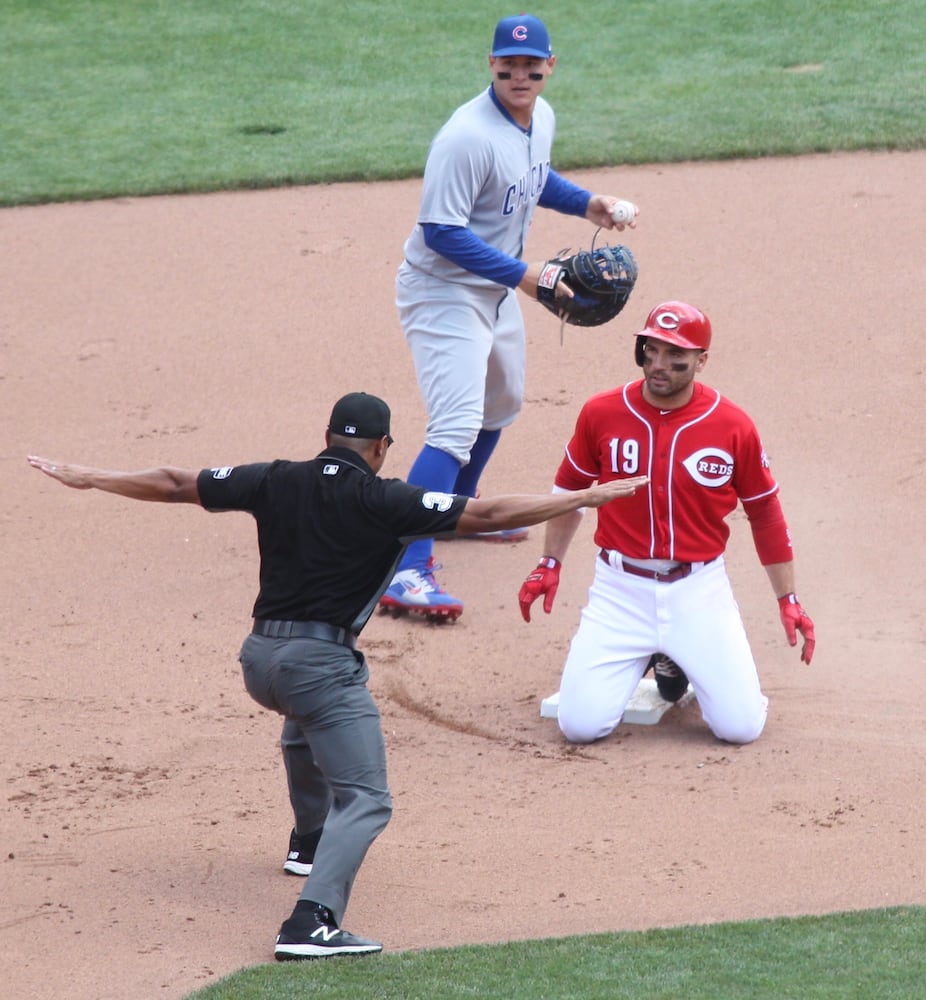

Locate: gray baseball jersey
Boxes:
[402,87,556,287]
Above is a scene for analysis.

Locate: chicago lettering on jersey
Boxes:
[502,159,550,215]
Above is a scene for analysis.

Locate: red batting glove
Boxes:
[778,593,816,664]
[518,557,561,623]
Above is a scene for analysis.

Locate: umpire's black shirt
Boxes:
[197,447,467,633]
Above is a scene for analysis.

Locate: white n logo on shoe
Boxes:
[310,925,341,942]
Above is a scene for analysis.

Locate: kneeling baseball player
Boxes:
[518,301,816,744]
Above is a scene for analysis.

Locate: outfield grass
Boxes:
[6,2,923,996]
[1,0,924,205]
[185,907,926,999]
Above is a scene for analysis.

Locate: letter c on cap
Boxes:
[655,310,681,331]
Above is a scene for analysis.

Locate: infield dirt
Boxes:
[3,151,925,999]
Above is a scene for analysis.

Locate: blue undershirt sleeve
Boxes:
[421,224,528,288]
[538,169,592,217]
[421,168,591,287]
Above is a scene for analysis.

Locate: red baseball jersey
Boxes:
[555,379,780,561]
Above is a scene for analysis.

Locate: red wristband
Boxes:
[538,556,560,569]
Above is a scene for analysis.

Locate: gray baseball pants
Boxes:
[239,633,393,925]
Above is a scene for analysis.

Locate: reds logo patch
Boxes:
[682,447,734,487]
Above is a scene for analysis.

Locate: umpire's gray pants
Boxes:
[239,633,393,925]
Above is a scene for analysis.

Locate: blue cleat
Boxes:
[378,558,463,622]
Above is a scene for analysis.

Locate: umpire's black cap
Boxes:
[328,392,393,443]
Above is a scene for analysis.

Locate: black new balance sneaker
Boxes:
[649,654,689,703]
[283,827,322,876]
[275,900,383,960]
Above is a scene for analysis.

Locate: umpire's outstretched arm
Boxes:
[28,454,647,532]
[27,456,200,504]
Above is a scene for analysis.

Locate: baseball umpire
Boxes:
[380,12,640,623]
[518,303,816,744]
[29,391,647,959]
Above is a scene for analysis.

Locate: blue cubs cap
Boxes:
[491,14,552,59]
[328,392,393,443]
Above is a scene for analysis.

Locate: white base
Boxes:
[540,677,694,726]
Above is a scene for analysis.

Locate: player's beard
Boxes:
[642,363,697,407]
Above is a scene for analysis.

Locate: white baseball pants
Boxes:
[557,554,769,745]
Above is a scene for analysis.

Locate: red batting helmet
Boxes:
[634,301,712,366]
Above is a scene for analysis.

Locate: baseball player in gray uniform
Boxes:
[379,13,639,623]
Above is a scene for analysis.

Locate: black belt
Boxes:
[599,549,715,583]
[252,619,356,648]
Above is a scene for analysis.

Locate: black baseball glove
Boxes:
[536,244,638,327]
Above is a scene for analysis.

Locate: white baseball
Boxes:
[611,200,636,225]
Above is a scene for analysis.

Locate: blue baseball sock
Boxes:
[453,428,501,497]
[399,445,461,571]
